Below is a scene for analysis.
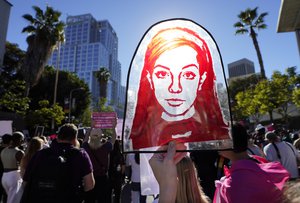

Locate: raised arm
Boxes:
[109,117,117,146]
[149,141,186,203]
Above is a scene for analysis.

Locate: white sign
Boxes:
[0,120,13,136]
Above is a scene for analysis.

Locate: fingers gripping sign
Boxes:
[149,141,187,202]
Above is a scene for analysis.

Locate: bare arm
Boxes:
[83,128,91,143]
[83,172,95,192]
[149,141,186,203]
[16,150,24,166]
[108,118,117,146]
[110,128,117,146]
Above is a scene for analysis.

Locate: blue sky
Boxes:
[6,0,299,86]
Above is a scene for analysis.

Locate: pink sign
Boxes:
[92,112,117,129]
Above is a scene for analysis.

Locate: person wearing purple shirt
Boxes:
[21,123,94,203]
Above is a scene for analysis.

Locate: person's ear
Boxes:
[198,71,207,90]
[146,70,153,90]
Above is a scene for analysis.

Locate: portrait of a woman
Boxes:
[125,19,232,150]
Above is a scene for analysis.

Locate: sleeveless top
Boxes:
[1,147,21,169]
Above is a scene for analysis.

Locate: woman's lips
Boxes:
[165,98,185,107]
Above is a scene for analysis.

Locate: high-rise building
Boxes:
[48,14,125,117]
[277,0,300,57]
[0,0,12,67]
[227,58,255,78]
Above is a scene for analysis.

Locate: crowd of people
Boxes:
[0,122,299,203]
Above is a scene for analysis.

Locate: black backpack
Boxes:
[21,147,83,203]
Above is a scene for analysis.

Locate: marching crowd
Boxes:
[0,122,299,203]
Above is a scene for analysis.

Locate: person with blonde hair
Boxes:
[282,179,300,203]
[20,137,44,177]
[149,141,210,203]
[176,156,210,203]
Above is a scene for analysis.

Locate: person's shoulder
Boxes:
[103,141,113,151]
[75,147,91,160]
[263,143,272,150]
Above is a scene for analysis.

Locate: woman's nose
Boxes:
[168,75,182,93]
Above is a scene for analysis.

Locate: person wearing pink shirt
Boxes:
[214,124,290,203]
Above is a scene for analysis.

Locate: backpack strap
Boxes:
[284,141,296,155]
[272,142,281,161]
[247,147,255,155]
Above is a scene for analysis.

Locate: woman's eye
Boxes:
[182,71,196,80]
[155,71,169,79]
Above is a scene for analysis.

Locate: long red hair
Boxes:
[130,26,228,149]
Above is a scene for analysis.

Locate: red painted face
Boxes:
[125,19,231,151]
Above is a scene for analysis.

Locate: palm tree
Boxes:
[234,7,268,79]
[95,67,111,99]
[21,5,65,96]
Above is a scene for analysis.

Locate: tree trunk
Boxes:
[268,110,273,122]
[99,81,107,99]
[250,27,266,79]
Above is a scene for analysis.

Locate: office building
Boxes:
[0,0,12,67]
[228,58,255,78]
[277,0,300,57]
[48,14,124,117]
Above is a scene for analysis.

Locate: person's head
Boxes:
[219,123,248,160]
[20,136,43,171]
[282,179,300,203]
[143,26,213,119]
[39,135,48,144]
[130,20,229,149]
[57,124,78,142]
[255,124,266,135]
[25,137,43,155]
[1,133,12,145]
[265,131,279,143]
[11,131,24,146]
[88,128,104,150]
[176,156,210,203]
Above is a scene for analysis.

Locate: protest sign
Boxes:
[123,19,233,152]
[92,112,117,129]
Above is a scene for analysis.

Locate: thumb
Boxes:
[165,141,176,161]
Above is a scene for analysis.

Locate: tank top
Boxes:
[1,147,21,169]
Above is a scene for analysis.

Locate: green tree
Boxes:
[81,107,92,127]
[234,7,268,79]
[1,42,25,81]
[21,5,65,96]
[235,88,261,124]
[228,74,261,120]
[270,71,292,124]
[293,88,300,107]
[0,80,30,116]
[253,79,277,122]
[94,98,114,112]
[29,66,91,118]
[27,100,65,130]
[95,67,111,99]
[287,66,300,108]
[0,42,29,116]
